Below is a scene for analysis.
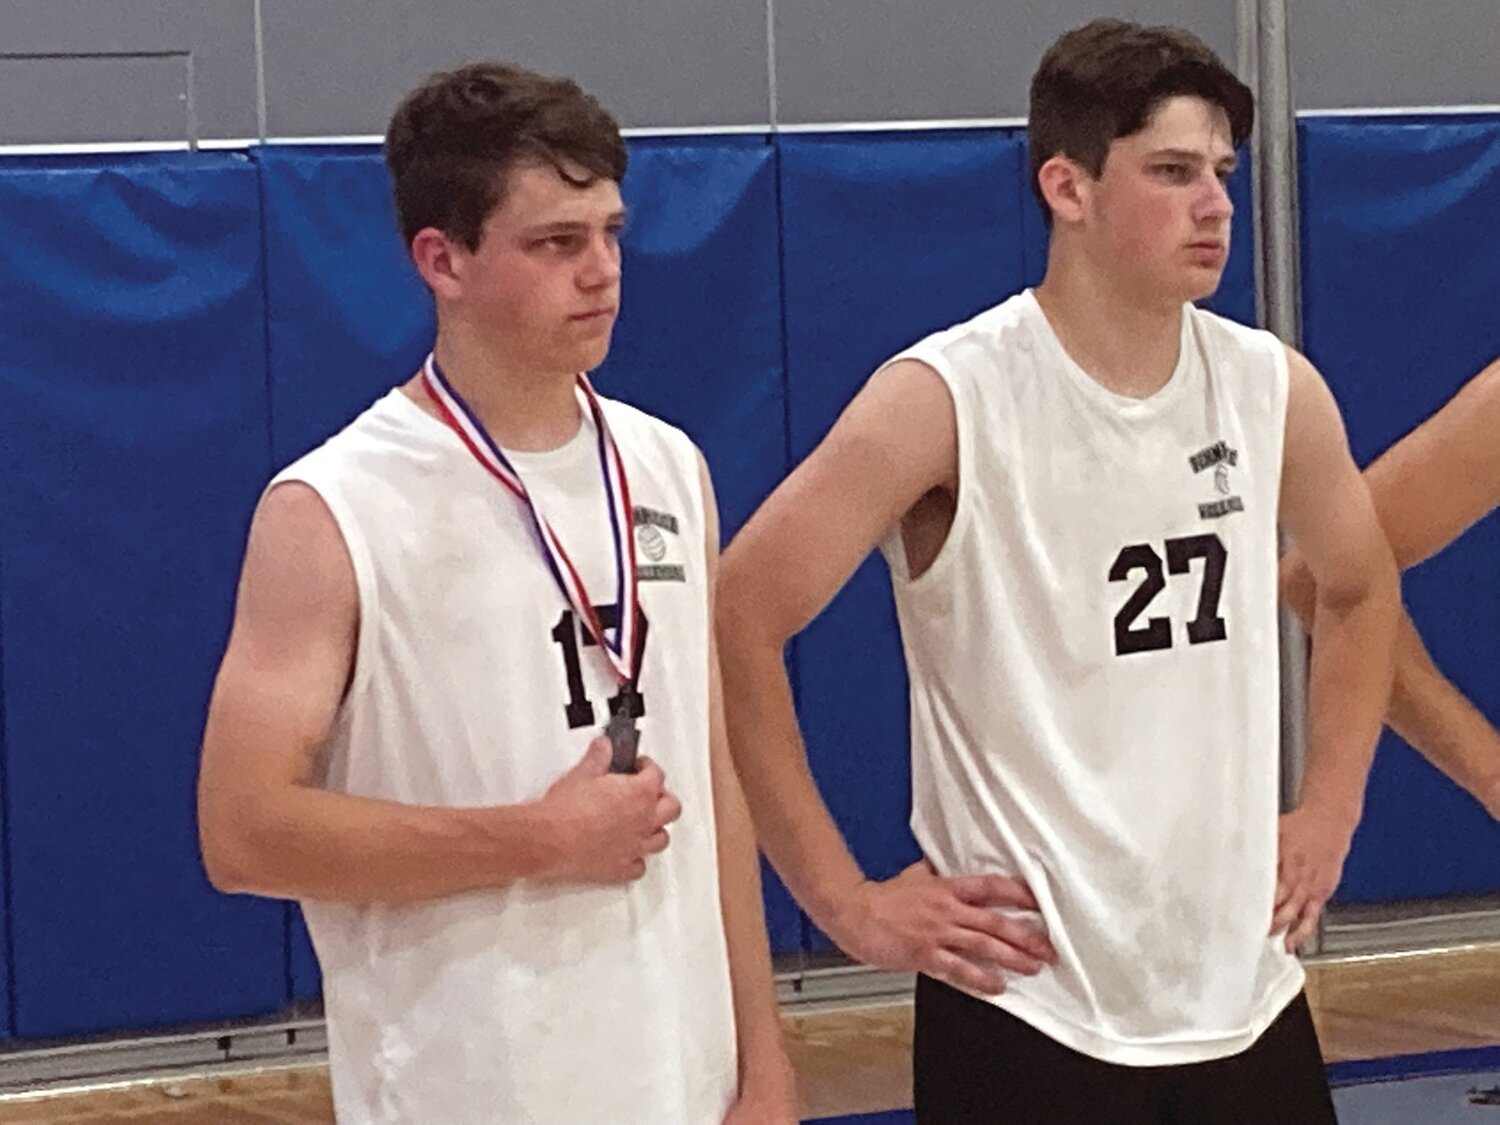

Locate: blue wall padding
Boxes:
[257,138,802,956]
[0,154,285,1036]
[777,132,1032,947]
[1210,159,1258,326]
[597,137,788,539]
[1300,119,1500,901]
[598,137,800,952]
[254,146,436,469]
[289,906,320,1001]
[0,500,10,1034]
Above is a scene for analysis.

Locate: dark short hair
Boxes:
[1028,20,1254,224]
[384,61,628,250]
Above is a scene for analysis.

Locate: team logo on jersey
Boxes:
[633,506,687,582]
[1190,440,1244,519]
[1189,440,1238,473]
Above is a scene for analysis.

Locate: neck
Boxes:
[1033,254,1184,399]
[420,322,583,452]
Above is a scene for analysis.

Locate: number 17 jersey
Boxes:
[881,290,1300,1066]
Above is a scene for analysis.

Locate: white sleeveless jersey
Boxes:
[272,387,737,1123]
[881,291,1301,1066]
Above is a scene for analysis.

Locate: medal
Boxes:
[604,696,641,774]
[421,353,643,771]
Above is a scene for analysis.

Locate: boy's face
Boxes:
[445,161,625,375]
[1081,95,1238,305]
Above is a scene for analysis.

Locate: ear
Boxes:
[409,227,465,301]
[1037,154,1089,227]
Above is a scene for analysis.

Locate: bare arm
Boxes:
[1280,357,1500,817]
[1387,615,1500,817]
[718,360,1052,995]
[1365,358,1500,569]
[1273,347,1400,946]
[198,483,673,904]
[699,456,796,1120]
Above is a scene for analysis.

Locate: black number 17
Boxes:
[550,605,649,728]
[1109,533,1228,656]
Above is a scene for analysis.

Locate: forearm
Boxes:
[1299,575,1399,822]
[202,785,557,904]
[1387,613,1500,814]
[713,745,794,1100]
[719,637,866,932]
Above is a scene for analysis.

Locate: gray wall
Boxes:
[0,0,1496,145]
[1291,0,1500,111]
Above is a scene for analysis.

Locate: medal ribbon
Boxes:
[420,353,639,684]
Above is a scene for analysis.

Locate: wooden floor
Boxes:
[4,945,1499,1123]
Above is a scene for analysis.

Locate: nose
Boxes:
[1197,171,1234,224]
[578,232,621,290]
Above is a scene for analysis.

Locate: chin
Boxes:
[1178,270,1225,305]
[573,342,613,374]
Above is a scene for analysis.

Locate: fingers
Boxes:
[926,949,1006,996]
[1272,870,1330,950]
[643,828,671,856]
[950,873,1040,912]
[1273,877,1327,951]
[955,903,1057,964]
[1287,898,1324,952]
[1270,876,1300,936]
[942,926,1048,977]
[654,790,683,829]
[633,756,666,791]
[574,736,614,775]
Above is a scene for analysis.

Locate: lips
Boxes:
[570,307,615,322]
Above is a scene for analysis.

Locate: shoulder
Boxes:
[273,388,430,479]
[892,291,1040,372]
[251,482,354,583]
[235,481,359,649]
[1187,305,1283,366]
[1187,307,1293,418]
[596,394,694,455]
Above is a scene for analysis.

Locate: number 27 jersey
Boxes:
[881,290,1299,1067]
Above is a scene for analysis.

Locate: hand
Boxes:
[824,860,1056,995]
[536,738,682,885]
[1272,804,1354,952]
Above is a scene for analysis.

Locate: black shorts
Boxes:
[913,975,1337,1124]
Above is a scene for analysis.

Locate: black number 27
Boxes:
[550,605,649,728]
[1109,533,1228,656]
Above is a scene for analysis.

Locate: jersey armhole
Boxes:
[876,350,975,592]
[1266,334,1293,502]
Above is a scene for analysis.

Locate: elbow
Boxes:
[200,837,254,895]
[716,575,775,652]
[1314,540,1399,625]
[198,803,272,896]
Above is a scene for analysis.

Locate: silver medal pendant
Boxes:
[605,698,640,774]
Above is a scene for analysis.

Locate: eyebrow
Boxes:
[522,209,629,237]
[1147,148,1239,171]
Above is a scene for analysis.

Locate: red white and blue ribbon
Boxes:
[421,353,640,685]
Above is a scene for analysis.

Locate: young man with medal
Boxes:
[718,20,1398,1123]
[197,62,794,1124]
